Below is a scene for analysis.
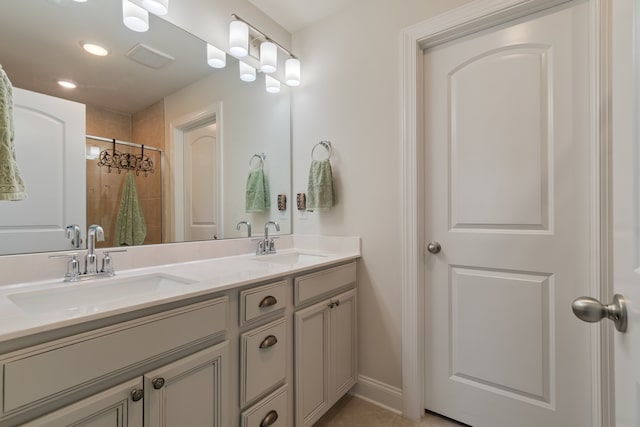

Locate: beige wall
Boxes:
[290,0,472,400]
[86,103,164,247]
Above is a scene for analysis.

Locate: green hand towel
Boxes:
[246,166,270,212]
[114,171,147,246]
[0,65,27,201]
[307,159,335,210]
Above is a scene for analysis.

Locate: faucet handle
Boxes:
[49,253,81,281]
[101,249,127,276]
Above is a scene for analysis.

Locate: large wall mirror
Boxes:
[0,0,291,256]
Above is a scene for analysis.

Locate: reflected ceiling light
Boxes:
[207,44,226,68]
[285,58,301,86]
[122,0,149,33]
[265,75,280,94]
[229,20,249,57]
[86,146,100,160]
[260,41,277,73]
[239,61,256,82]
[72,0,89,2]
[81,42,109,57]
[142,0,168,15]
[57,79,78,89]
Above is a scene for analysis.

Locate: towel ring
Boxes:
[249,153,266,170]
[311,140,332,160]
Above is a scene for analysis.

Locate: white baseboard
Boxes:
[350,375,403,415]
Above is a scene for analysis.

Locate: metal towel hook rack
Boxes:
[311,140,332,160]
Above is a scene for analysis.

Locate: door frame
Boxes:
[400,0,613,424]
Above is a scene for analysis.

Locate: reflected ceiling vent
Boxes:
[125,43,174,69]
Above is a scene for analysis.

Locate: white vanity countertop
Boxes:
[0,235,360,344]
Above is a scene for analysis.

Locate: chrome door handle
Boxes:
[572,294,627,332]
[427,241,441,254]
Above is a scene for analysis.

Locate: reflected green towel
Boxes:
[307,159,335,210]
[0,65,27,201]
[246,166,270,212]
[114,172,146,246]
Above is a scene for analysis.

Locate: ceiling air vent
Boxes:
[126,43,174,69]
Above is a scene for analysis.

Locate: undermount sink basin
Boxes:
[252,251,328,265]
[8,273,195,316]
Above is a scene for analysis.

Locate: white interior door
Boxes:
[423,2,594,426]
[183,122,218,241]
[0,88,85,255]
[610,0,640,424]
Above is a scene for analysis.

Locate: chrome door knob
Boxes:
[572,294,627,332]
[427,241,441,254]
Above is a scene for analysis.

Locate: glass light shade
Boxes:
[122,0,149,32]
[285,58,301,86]
[239,61,256,82]
[229,21,249,57]
[142,0,168,15]
[260,41,277,73]
[265,75,280,93]
[207,44,226,68]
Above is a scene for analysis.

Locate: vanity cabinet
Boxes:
[294,263,357,427]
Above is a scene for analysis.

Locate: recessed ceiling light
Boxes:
[81,42,110,57]
[57,80,78,89]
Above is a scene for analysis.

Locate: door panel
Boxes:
[424,3,592,426]
[0,88,85,254]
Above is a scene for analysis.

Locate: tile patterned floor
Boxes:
[313,395,469,427]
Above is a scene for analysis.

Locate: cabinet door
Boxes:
[330,289,357,400]
[144,342,229,427]
[294,300,330,427]
[22,378,143,427]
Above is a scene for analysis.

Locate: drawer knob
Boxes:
[260,410,279,427]
[259,334,278,349]
[131,389,144,402]
[152,377,165,389]
[259,295,278,308]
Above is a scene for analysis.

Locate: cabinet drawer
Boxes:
[240,280,287,326]
[241,384,288,427]
[294,262,356,306]
[240,317,287,406]
[1,297,228,415]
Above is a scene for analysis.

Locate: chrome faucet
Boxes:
[257,221,280,255]
[65,224,82,249]
[236,220,252,237]
[85,224,105,274]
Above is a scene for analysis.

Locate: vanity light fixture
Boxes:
[81,42,109,57]
[260,41,277,73]
[285,58,301,86]
[239,61,256,82]
[142,0,168,15]
[207,44,226,68]
[122,0,149,33]
[230,14,302,88]
[265,75,280,94]
[57,79,78,89]
[229,20,249,57]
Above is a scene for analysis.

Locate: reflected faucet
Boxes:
[236,221,252,237]
[257,221,280,255]
[65,224,82,249]
[85,224,105,274]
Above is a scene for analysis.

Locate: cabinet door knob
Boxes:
[152,377,165,389]
[259,334,278,349]
[260,410,279,427]
[131,389,144,402]
[259,295,278,308]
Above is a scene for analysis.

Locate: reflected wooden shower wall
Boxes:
[85,102,165,247]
